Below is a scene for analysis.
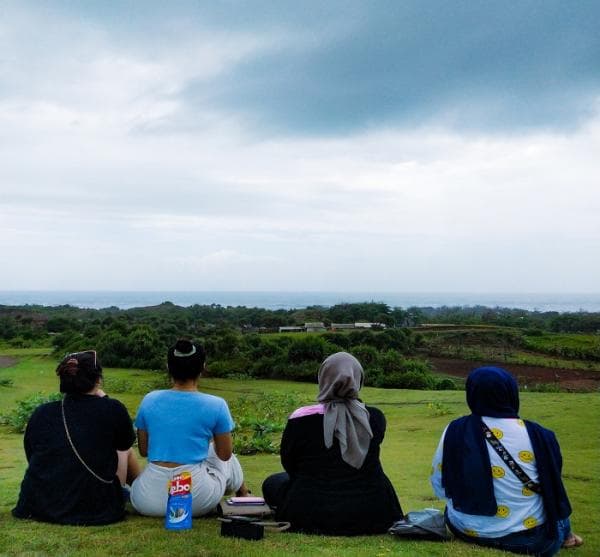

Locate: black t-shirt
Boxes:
[277,405,403,535]
[13,394,135,525]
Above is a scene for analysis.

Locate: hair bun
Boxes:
[174,339,195,355]
[61,358,79,376]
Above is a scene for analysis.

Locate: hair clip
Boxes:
[174,346,197,358]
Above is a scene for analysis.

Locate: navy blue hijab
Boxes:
[441,367,571,532]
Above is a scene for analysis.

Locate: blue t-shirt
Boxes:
[134,390,235,464]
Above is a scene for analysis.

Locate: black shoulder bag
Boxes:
[481,421,542,495]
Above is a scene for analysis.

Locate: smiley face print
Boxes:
[523,517,538,529]
[495,505,511,518]
[518,450,534,463]
[491,466,505,479]
[490,428,504,439]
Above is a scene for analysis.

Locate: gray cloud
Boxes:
[178,1,600,135]
[0,2,599,292]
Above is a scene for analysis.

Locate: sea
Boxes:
[1,291,600,313]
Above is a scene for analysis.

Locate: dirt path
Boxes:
[429,357,600,392]
[0,356,18,368]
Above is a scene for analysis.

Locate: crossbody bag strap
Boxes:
[61,397,114,484]
[481,420,542,495]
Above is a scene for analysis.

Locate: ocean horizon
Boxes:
[1,290,600,313]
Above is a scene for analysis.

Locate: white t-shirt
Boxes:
[431,417,546,538]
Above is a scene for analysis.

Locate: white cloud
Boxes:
[0,4,599,293]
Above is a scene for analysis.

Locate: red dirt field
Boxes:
[430,357,600,392]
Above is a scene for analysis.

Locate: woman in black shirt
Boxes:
[13,350,137,525]
[262,352,403,535]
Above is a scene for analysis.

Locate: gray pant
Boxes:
[130,445,244,517]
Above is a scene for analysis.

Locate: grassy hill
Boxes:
[0,349,598,556]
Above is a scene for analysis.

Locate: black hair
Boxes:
[56,351,103,394]
[167,339,206,382]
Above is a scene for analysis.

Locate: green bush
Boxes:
[321,332,351,349]
[0,392,63,433]
[375,371,435,390]
[379,350,405,373]
[206,359,249,378]
[287,336,333,364]
[229,392,308,454]
[350,344,379,367]
[527,382,562,393]
[434,378,457,390]
[280,362,319,382]
[401,358,432,375]
[0,377,14,387]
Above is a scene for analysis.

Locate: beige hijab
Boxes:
[317,352,373,469]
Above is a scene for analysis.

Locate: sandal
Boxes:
[562,533,583,548]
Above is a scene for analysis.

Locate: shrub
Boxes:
[527,383,562,393]
[205,359,248,378]
[280,362,319,382]
[398,371,436,390]
[229,392,308,454]
[0,377,14,387]
[434,378,457,391]
[350,345,379,367]
[321,332,351,349]
[248,355,289,379]
[0,392,63,433]
[401,358,432,375]
[287,336,331,364]
[375,371,435,390]
[348,329,375,347]
[379,350,405,373]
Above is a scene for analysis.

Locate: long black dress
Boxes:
[263,405,403,535]
[13,394,135,525]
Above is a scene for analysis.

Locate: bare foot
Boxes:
[562,533,583,548]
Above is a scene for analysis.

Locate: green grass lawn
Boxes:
[1,350,598,556]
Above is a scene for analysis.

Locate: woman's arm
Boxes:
[430,427,448,499]
[280,421,298,475]
[137,429,148,457]
[213,432,233,461]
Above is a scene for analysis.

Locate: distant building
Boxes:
[279,326,305,333]
[305,322,327,332]
[331,323,355,330]
[354,322,386,329]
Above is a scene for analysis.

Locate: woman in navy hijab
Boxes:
[430,366,582,556]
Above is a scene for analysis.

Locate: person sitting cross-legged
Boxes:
[262,351,403,535]
[13,350,139,525]
[130,339,249,517]
[431,366,583,556]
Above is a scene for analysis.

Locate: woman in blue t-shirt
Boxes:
[130,339,249,516]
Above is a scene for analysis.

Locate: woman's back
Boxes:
[134,389,233,464]
[275,405,402,534]
[13,395,135,525]
[432,416,546,538]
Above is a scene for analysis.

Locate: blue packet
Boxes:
[165,471,192,530]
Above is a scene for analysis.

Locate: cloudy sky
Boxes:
[1,1,599,293]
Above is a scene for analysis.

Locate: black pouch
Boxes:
[220,517,264,541]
